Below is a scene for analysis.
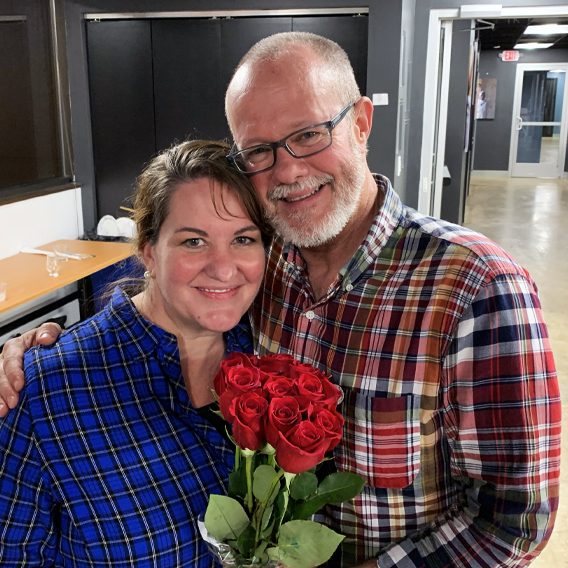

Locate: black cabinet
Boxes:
[86,15,368,218]
[87,20,156,216]
[153,19,225,146]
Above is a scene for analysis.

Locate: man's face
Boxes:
[226,58,368,248]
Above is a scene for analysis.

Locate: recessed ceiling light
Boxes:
[523,24,568,35]
[514,42,554,49]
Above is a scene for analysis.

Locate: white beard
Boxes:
[266,152,366,249]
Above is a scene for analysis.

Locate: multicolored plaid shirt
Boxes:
[0,288,252,567]
[252,176,561,567]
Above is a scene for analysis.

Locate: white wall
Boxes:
[0,189,84,338]
[0,188,84,260]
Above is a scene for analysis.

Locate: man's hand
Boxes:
[0,322,62,416]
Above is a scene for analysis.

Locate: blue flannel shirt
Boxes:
[0,287,252,566]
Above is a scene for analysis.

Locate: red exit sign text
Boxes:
[500,50,520,62]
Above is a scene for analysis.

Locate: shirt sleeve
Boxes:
[0,391,57,565]
[377,273,561,567]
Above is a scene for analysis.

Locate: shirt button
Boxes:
[305,310,315,320]
[345,283,354,292]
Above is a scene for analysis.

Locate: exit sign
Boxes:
[500,50,520,62]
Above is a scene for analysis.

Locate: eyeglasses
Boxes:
[227,101,357,175]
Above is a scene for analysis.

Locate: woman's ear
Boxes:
[353,96,374,144]
[140,242,155,276]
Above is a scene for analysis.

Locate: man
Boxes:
[0,32,561,567]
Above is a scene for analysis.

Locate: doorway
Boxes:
[509,63,568,178]
[419,5,568,218]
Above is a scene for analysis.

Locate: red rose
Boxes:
[295,372,341,410]
[214,352,253,396]
[220,352,253,372]
[263,376,298,399]
[218,366,263,420]
[230,390,268,451]
[265,396,302,447]
[289,362,327,380]
[255,353,296,375]
[310,406,344,452]
[273,420,329,473]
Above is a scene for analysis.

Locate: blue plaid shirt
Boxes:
[0,288,252,566]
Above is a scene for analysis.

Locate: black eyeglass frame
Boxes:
[227,100,358,175]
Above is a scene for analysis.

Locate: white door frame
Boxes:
[419,4,568,216]
[418,10,455,216]
[509,62,568,178]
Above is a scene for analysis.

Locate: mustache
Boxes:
[267,175,334,201]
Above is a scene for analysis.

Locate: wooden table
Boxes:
[0,239,134,316]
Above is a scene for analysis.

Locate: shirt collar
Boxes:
[106,287,181,375]
[105,287,249,379]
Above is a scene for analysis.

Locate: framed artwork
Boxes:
[476,77,497,119]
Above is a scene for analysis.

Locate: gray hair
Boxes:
[225,32,360,118]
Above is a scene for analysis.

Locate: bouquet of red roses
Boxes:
[201,353,364,568]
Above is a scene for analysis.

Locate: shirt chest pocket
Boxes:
[335,392,421,489]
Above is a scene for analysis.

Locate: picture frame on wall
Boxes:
[476,77,497,119]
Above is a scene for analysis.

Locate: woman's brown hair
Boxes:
[133,139,273,253]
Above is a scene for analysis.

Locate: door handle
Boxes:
[516,116,523,131]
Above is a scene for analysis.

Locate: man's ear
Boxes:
[353,96,374,144]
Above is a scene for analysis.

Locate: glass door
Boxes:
[510,63,568,178]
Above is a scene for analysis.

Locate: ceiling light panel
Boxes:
[514,42,554,49]
[524,24,568,35]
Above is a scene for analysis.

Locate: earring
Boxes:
[144,270,151,279]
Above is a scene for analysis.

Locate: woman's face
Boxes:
[142,178,265,336]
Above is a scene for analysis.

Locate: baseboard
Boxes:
[471,170,509,177]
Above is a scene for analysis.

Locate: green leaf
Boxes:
[290,472,318,500]
[261,517,275,539]
[273,488,289,534]
[261,504,274,532]
[267,520,345,568]
[204,495,250,542]
[318,472,365,502]
[253,464,280,503]
[293,472,365,519]
[253,541,269,564]
[236,522,257,558]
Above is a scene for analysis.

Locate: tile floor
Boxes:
[464,174,568,567]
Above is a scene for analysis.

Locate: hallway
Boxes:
[464,174,568,566]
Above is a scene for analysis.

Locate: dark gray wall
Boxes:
[62,0,403,232]
[474,48,568,172]
[407,0,568,210]
[440,20,472,224]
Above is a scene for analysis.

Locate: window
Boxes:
[0,1,72,202]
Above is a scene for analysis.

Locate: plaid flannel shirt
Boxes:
[0,288,252,567]
[252,176,561,567]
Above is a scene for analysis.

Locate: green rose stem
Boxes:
[243,449,255,513]
[253,468,290,547]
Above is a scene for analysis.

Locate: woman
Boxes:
[0,140,272,566]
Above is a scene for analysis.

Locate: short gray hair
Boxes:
[225,32,360,117]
